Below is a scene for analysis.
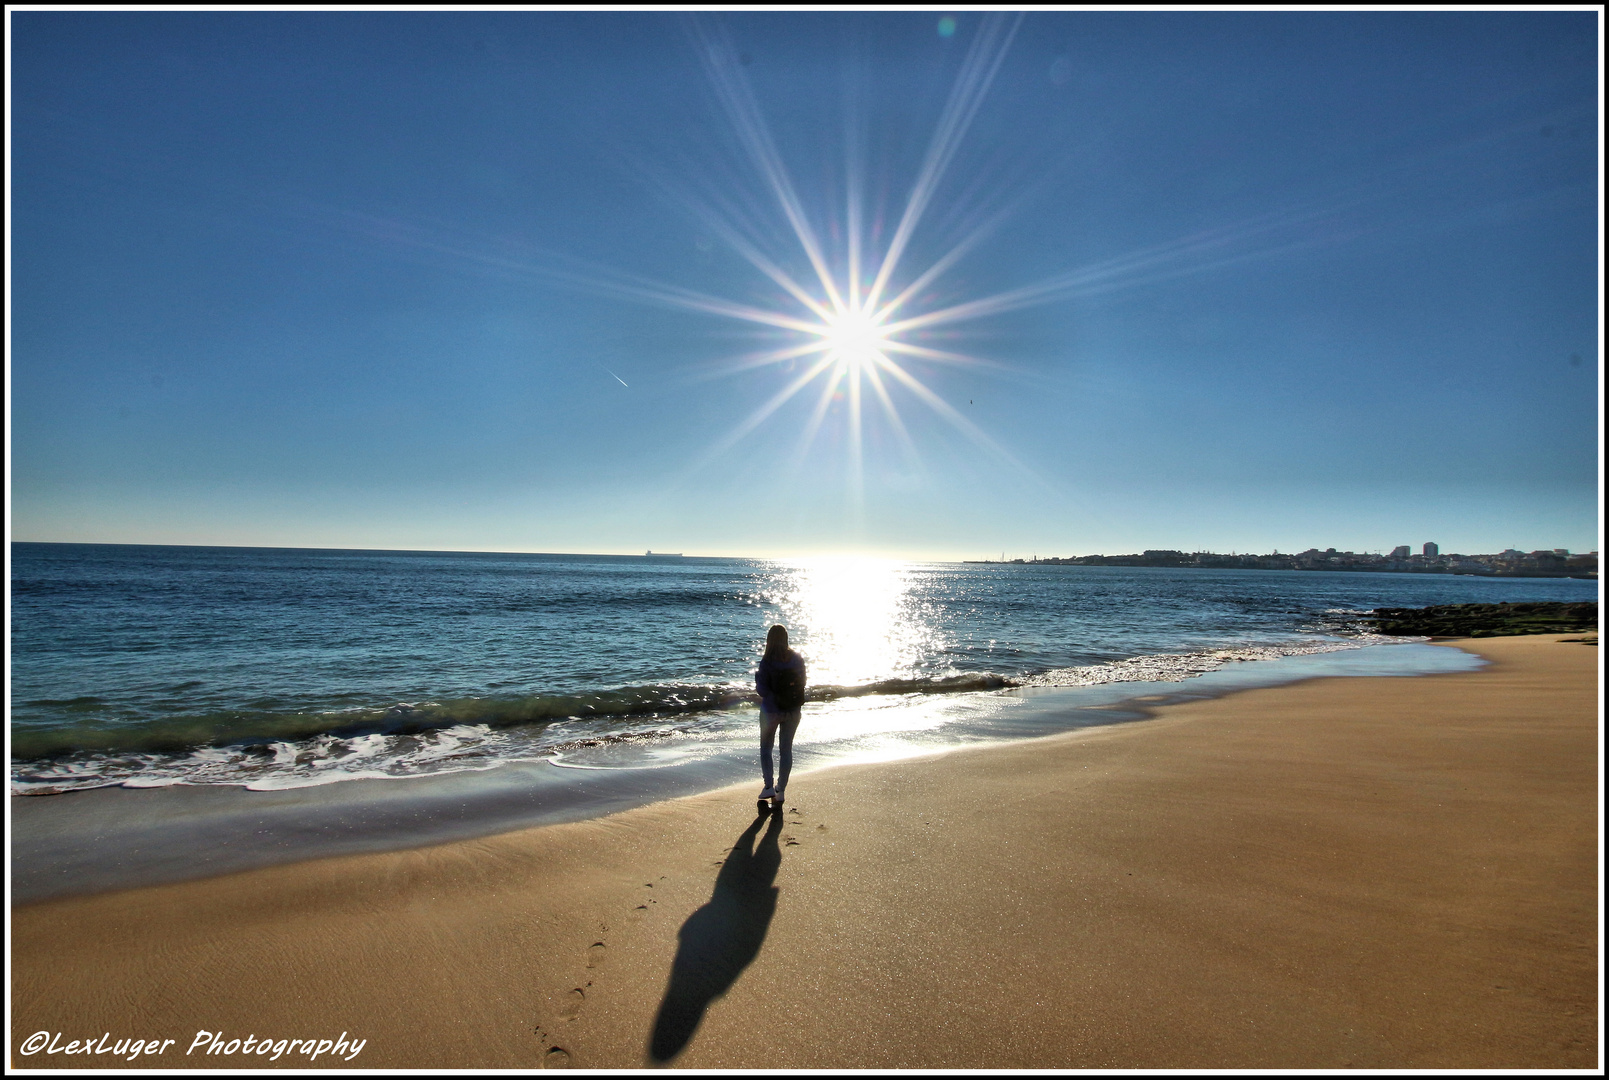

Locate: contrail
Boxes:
[605,368,629,387]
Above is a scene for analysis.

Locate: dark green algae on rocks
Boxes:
[1364,601,1598,638]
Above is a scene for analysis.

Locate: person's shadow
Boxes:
[648,809,786,1063]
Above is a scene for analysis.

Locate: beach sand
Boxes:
[10,635,1599,1069]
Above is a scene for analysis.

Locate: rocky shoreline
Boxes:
[1365,601,1598,638]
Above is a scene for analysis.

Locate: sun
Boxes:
[604,14,1034,483]
[819,309,890,370]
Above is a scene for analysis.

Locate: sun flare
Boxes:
[638,14,1035,488]
[820,309,890,366]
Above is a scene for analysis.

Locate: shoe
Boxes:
[770,790,785,810]
[759,786,776,801]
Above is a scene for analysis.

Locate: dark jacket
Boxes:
[755,649,806,713]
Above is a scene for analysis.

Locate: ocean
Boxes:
[11,542,1598,798]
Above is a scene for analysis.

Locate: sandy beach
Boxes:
[10,634,1599,1070]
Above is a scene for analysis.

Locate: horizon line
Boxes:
[7,539,1597,562]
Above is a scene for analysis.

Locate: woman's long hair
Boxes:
[764,624,789,661]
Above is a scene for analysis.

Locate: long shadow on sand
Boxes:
[648,809,785,1063]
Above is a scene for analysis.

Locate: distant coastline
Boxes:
[9,540,1597,578]
[967,546,1597,580]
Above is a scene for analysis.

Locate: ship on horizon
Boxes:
[645,550,684,557]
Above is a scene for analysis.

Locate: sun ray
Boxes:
[871,353,1023,469]
[862,13,1023,315]
[614,150,839,324]
[846,164,864,316]
[842,51,867,316]
[860,360,923,470]
[597,275,829,334]
[879,199,1355,337]
[692,351,841,469]
[869,203,1012,325]
[795,364,847,461]
[847,358,865,507]
[685,339,836,382]
[878,339,1016,372]
[696,217,839,323]
[694,20,847,315]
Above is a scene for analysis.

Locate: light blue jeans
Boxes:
[759,708,801,794]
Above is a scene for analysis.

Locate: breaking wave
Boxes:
[1015,634,1403,687]
[11,635,1399,795]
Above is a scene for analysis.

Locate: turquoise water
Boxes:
[10,542,1597,794]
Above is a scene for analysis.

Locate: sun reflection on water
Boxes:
[770,558,941,688]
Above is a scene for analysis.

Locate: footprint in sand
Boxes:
[587,943,607,969]
[534,1026,571,1068]
[558,988,585,1020]
[629,879,664,921]
[784,836,800,847]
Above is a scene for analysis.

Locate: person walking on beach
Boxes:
[755,624,806,812]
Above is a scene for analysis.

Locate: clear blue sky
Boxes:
[9,10,1601,559]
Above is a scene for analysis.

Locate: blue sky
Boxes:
[9,10,1600,559]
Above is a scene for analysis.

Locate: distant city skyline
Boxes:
[1002,543,1598,580]
[9,11,1600,559]
[10,538,1597,570]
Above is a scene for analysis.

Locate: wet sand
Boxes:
[10,634,1599,1069]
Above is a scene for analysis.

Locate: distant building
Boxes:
[1554,549,1569,557]
[1043,546,1589,577]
